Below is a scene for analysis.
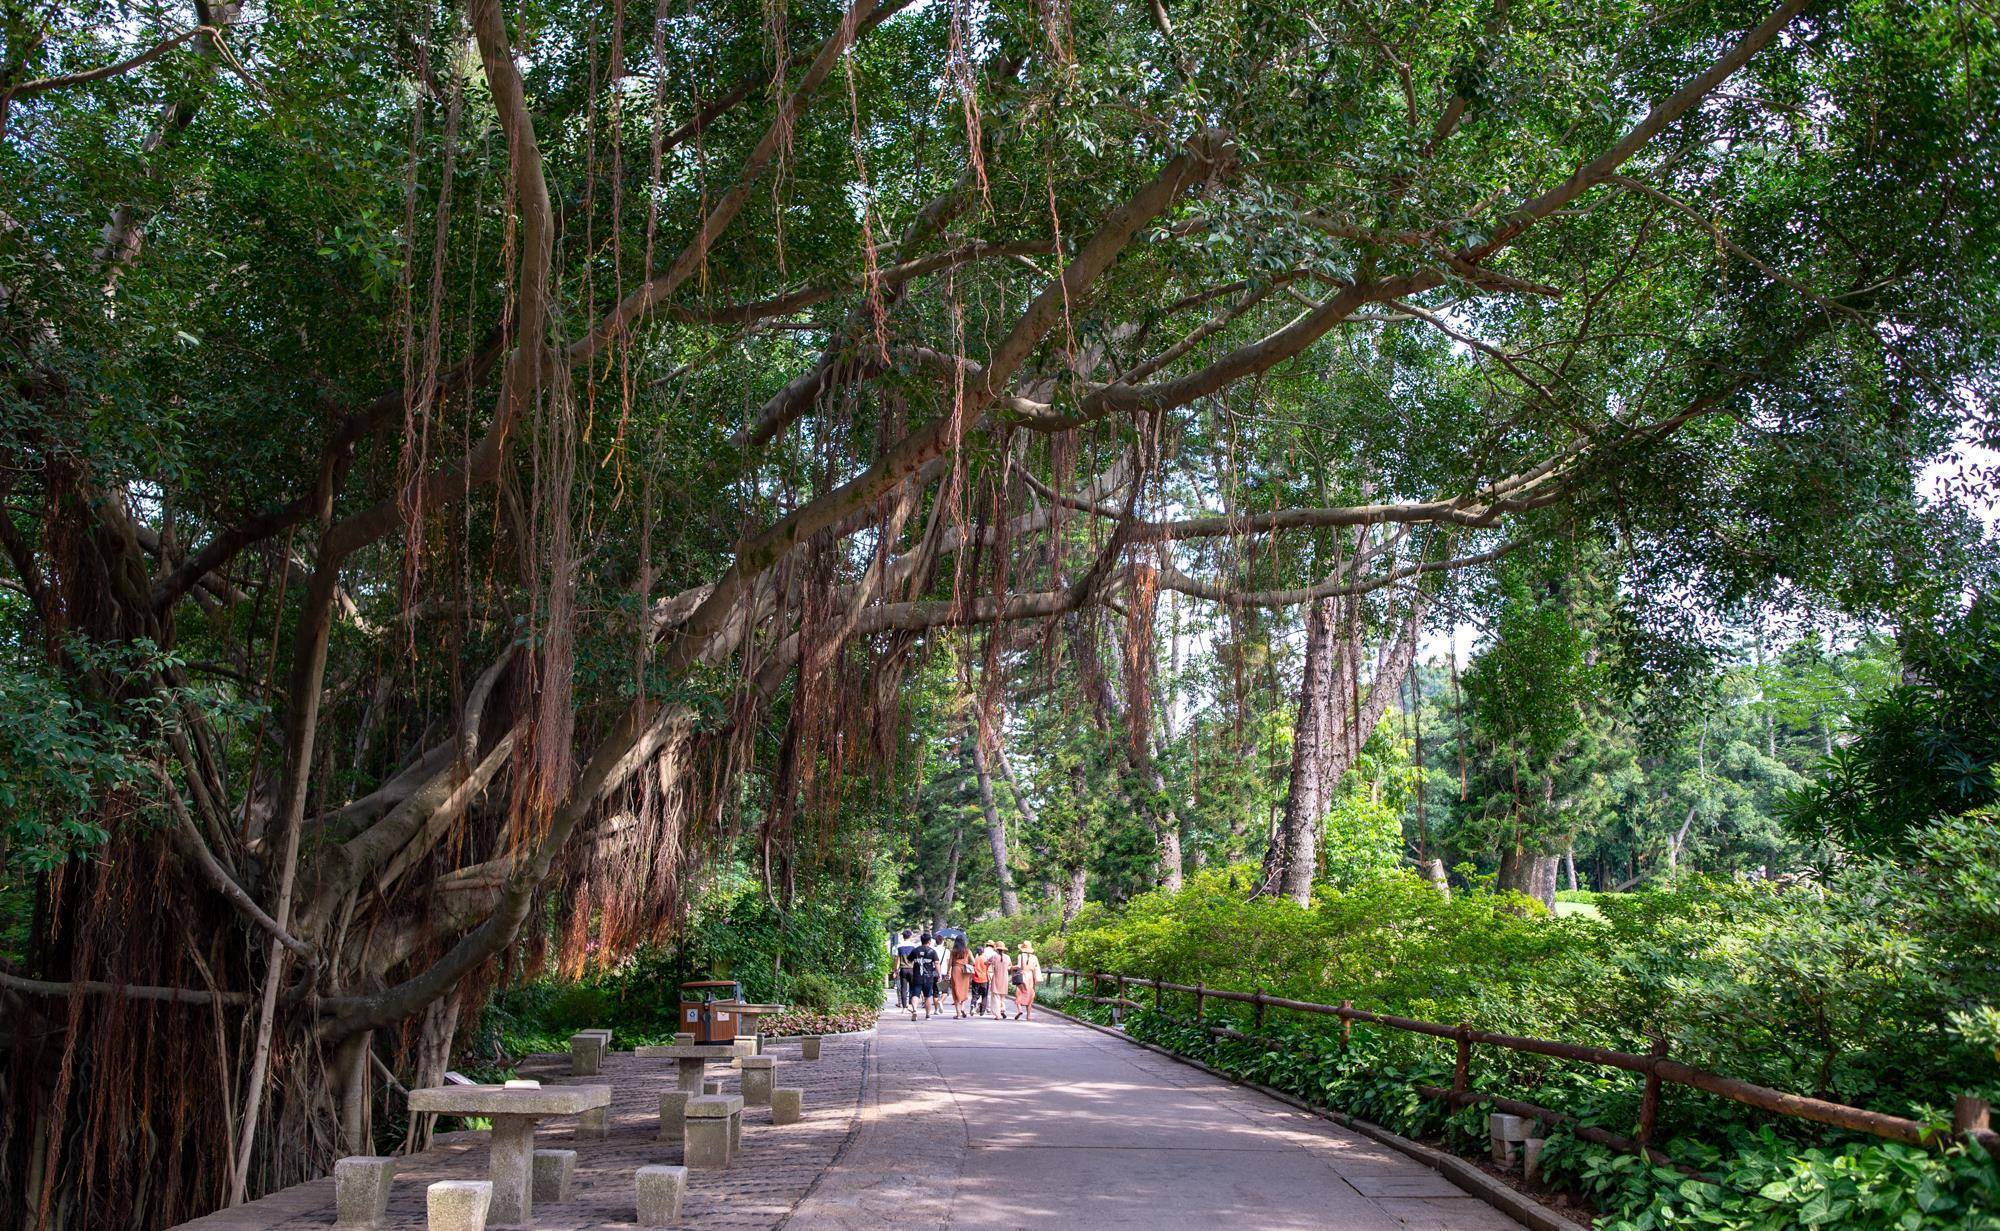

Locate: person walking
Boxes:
[970,942,993,1017]
[948,937,975,1018]
[893,930,918,1010]
[1013,941,1041,1022]
[910,933,942,1020]
[987,943,1013,1018]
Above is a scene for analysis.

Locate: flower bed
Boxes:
[762,1004,878,1037]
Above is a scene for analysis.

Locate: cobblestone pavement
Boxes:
[173,1032,869,1231]
[175,1006,1531,1230]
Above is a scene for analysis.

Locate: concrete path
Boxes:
[787,1006,1528,1231]
[171,1007,1530,1230]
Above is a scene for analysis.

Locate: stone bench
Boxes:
[636,1164,688,1226]
[532,1148,576,1203]
[334,1155,396,1228]
[800,1035,822,1061]
[427,1180,492,1231]
[658,1089,691,1142]
[569,1030,612,1076]
[684,1094,742,1169]
[740,1055,775,1107]
[771,1086,803,1126]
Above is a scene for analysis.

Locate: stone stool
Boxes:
[800,1036,823,1061]
[702,1078,724,1095]
[532,1149,576,1203]
[1523,1137,1547,1183]
[729,1102,743,1157]
[740,1056,776,1107]
[575,1104,609,1141]
[771,1087,803,1126]
[658,1090,691,1142]
[426,1180,492,1231]
[1489,1113,1533,1168]
[673,1031,694,1045]
[569,1032,605,1076]
[334,1155,396,1227]
[684,1095,741,1168]
[636,1164,688,1226]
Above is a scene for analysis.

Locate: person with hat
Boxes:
[987,943,1014,1018]
[1011,941,1042,1021]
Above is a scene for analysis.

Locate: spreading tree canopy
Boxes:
[2,0,1997,1224]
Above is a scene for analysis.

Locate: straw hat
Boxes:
[1016,941,1035,956]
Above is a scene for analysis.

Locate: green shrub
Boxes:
[784,971,842,1011]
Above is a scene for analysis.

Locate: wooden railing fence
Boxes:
[1049,966,2000,1168]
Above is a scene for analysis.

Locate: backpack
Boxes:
[912,946,939,979]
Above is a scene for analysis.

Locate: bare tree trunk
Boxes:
[1564,847,1579,892]
[936,819,962,931]
[1262,592,1423,905]
[1419,858,1451,898]
[1262,595,1337,904]
[1497,844,1560,908]
[1667,803,1696,871]
[970,738,1021,916]
[1062,865,1087,926]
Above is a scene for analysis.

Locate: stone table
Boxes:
[717,1002,786,1055]
[404,1083,610,1225]
[632,1042,738,1092]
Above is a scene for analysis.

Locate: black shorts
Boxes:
[914,975,938,997]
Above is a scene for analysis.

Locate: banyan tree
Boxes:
[2,0,1994,1224]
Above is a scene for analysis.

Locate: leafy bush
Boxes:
[783,971,843,1012]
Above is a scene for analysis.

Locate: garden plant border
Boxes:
[1050,967,2000,1171]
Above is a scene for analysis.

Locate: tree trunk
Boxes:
[969,738,1021,916]
[936,820,962,930]
[1261,591,1423,905]
[1497,844,1560,908]
[1419,858,1451,898]
[1062,865,1087,926]
[1262,595,1337,904]
[1564,847,1579,892]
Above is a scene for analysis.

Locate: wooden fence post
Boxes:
[1452,1023,1472,1095]
[1194,981,1205,1020]
[1955,1095,1991,1134]
[1637,1037,1669,1149]
[1154,975,1163,1012]
[1338,1000,1353,1053]
[1254,987,1266,1031]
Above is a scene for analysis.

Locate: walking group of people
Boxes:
[890,931,1042,1021]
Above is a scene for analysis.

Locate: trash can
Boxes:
[679,980,743,1044]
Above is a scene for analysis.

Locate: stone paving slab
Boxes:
[173,1032,865,1231]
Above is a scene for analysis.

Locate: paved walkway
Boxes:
[175,1007,1530,1230]
[794,1006,1528,1231]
